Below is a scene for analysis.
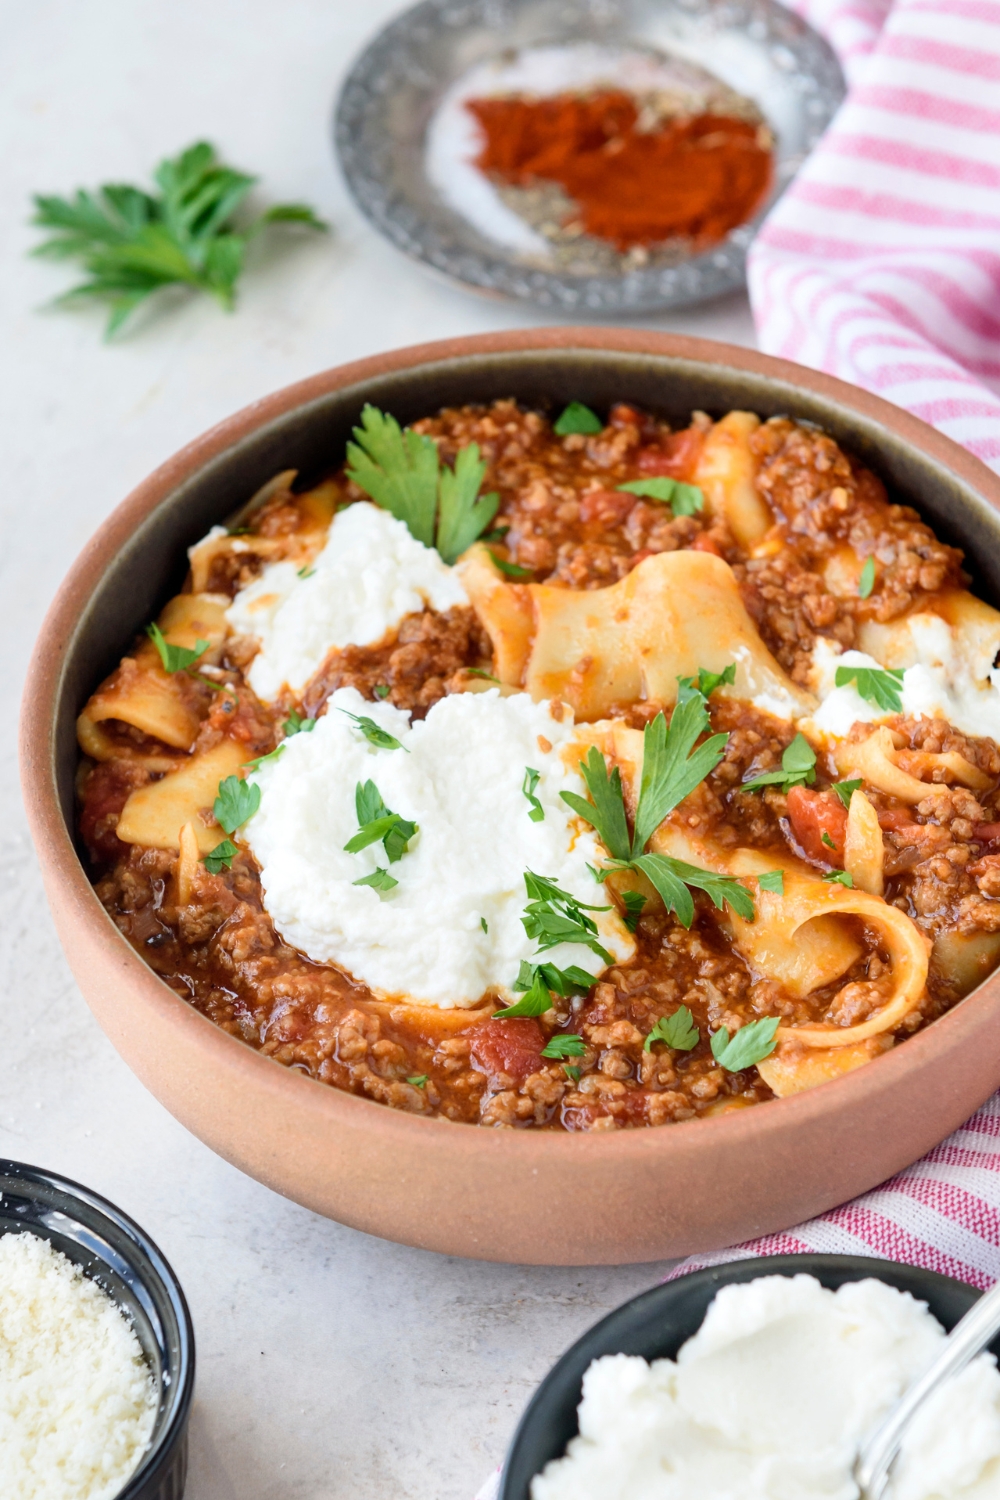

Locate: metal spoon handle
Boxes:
[855,1278,1000,1499]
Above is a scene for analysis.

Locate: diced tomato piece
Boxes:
[786,785,848,863]
[579,487,635,528]
[635,426,705,481]
[877,806,914,832]
[470,1018,545,1082]
[691,532,723,557]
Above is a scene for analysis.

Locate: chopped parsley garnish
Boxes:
[832,778,862,809]
[564,1065,581,1083]
[344,780,417,864]
[617,477,705,517]
[243,745,286,770]
[406,1074,428,1087]
[858,556,876,599]
[373,684,391,699]
[146,622,208,674]
[742,732,817,793]
[467,667,501,683]
[520,871,614,964]
[541,1033,586,1059]
[522,767,545,822]
[353,866,398,894]
[834,663,905,714]
[554,401,602,436]
[823,869,855,888]
[489,551,534,580]
[493,969,554,1018]
[821,830,836,850]
[203,838,238,874]
[710,1017,779,1071]
[345,405,499,564]
[297,565,315,579]
[283,708,316,736]
[621,890,647,932]
[757,869,785,895]
[677,663,736,703]
[338,708,406,752]
[482,524,510,543]
[481,917,488,934]
[644,1005,699,1052]
[561,701,751,927]
[512,960,595,996]
[214,774,261,833]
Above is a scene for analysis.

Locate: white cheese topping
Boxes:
[532,1273,1000,1500]
[225,501,468,702]
[243,687,634,1007]
[0,1232,156,1500]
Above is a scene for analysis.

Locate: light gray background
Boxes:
[1,4,755,1495]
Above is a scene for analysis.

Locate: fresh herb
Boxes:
[489,551,534,580]
[644,1006,699,1052]
[493,970,554,1018]
[344,780,417,864]
[481,917,488,934]
[512,960,595,997]
[621,890,647,932]
[406,1074,428,1087]
[834,664,905,714]
[30,140,326,337]
[522,767,545,822]
[520,871,613,964]
[823,869,855,888]
[146,622,208,674]
[203,838,238,874]
[617,477,705,517]
[297,565,315,579]
[467,667,501,683]
[858,556,876,599]
[243,745,285,770]
[710,1017,779,1071]
[554,402,602,436]
[541,1033,586,1059]
[821,830,836,850]
[757,869,785,895]
[677,663,736,702]
[832,778,862,809]
[482,525,510,543]
[625,853,755,928]
[373,684,391,700]
[353,866,398,893]
[345,405,499,563]
[742,732,817,793]
[214,775,261,833]
[283,708,316,736]
[564,1065,581,1083]
[338,708,406,752]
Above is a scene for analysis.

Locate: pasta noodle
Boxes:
[835,726,991,801]
[693,410,773,549]
[115,740,247,854]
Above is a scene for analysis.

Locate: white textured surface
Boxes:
[0,2,754,1495]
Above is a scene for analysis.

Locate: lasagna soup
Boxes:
[77,399,1000,1130]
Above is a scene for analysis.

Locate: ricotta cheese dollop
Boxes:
[532,1274,1000,1500]
[225,501,468,702]
[242,687,634,1007]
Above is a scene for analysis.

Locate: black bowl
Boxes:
[0,1161,194,1500]
[500,1253,994,1500]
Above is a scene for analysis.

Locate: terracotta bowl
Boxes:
[21,329,1000,1266]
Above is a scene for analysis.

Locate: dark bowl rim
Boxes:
[0,1158,195,1500]
[498,1251,986,1500]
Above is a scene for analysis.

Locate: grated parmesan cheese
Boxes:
[0,1232,156,1500]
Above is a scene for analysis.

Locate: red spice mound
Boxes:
[466,89,773,251]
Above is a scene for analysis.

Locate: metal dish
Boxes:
[0,1161,194,1500]
[334,0,844,313]
[499,1254,996,1499]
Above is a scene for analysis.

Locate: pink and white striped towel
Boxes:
[476,7,1000,1490]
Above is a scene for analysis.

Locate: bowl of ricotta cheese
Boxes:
[501,1254,1000,1500]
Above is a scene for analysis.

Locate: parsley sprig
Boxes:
[346,405,499,565]
[617,477,705,517]
[520,872,613,963]
[541,1033,586,1059]
[554,402,602,435]
[710,1017,779,1071]
[492,958,595,1019]
[832,778,862,809]
[834,663,905,714]
[338,708,406,752]
[203,839,239,874]
[644,1006,699,1052]
[742,732,817,794]
[214,775,261,833]
[31,141,326,338]
[344,780,417,865]
[522,767,545,822]
[561,695,752,927]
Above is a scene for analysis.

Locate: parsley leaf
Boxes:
[632,701,729,856]
[353,866,398,893]
[644,1006,699,1052]
[493,970,554,1018]
[512,960,595,996]
[834,664,905,714]
[467,667,501,683]
[344,780,417,863]
[146,622,208,674]
[203,838,238,874]
[631,853,755,927]
[481,917,488,934]
[345,405,499,562]
[821,830,836,849]
[407,1074,428,1087]
[832,778,862,809]
[824,869,855,888]
[243,745,285,770]
[283,709,316,736]
[677,663,737,702]
[338,708,406,752]
[373,684,391,700]
[617,477,705,517]
[858,556,876,599]
[214,775,261,833]
[554,402,602,435]
[710,1017,779,1071]
[489,551,534,580]
[297,565,315,579]
[521,871,613,964]
[31,141,326,337]
[541,1033,586,1059]
[742,732,817,793]
[561,746,631,861]
[621,890,647,932]
[757,869,785,895]
[522,767,545,822]
[564,1065,581,1082]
